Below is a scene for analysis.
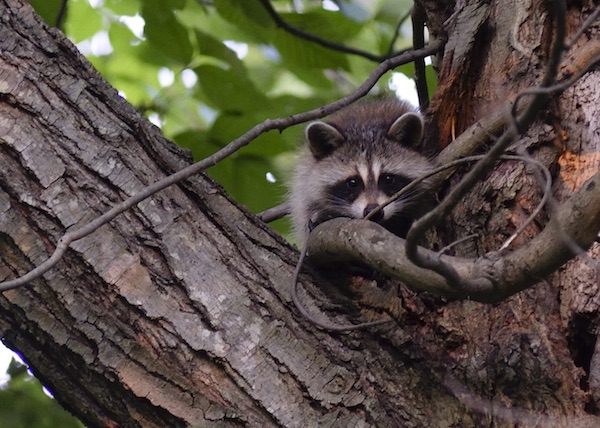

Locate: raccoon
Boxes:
[289,99,435,244]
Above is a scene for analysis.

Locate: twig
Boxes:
[498,155,553,251]
[364,155,488,222]
[55,0,68,29]
[0,42,443,292]
[258,0,413,62]
[444,375,600,427]
[291,241,392,332]
[257,202,289,223]
[412,3,430,109]
[565,4,600,49]
[437,234,478,256]
[364,154,552,256]
[513,45,600,112]
[387,7,413,55]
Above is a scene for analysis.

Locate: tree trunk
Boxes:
[423,0,600,422]
[0,0,599,427]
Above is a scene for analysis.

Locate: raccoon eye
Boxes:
[381,174,396,185]
[379,173,409,195]
[328,176,363,203]
[346,177,360,188]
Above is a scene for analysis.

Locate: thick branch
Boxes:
[307,171,600,303]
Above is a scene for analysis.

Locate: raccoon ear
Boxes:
[387,112,424,147]
[306,122,345,159]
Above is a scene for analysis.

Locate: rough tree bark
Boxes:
[427,0,600,418]
[0,0,599,427]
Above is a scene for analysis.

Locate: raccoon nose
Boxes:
[364,204,383,221]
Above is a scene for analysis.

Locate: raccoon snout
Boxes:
[363,204,384,222]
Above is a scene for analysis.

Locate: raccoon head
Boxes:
[306,111,424,159]
[289,101,434,243]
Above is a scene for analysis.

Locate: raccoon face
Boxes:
[312,156,427,236]
[325,167,414,223]
[289,100,435,242]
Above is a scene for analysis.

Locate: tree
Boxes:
[0,0,599,426]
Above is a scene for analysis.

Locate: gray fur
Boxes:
[288,99,434,243]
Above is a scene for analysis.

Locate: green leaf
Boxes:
[214,0,274,42]
[273,29,349,70]
[194,30,245,73]
[29,0,64,27]
[105,0,141,16]
[107,20,138,54]
[396,63,414,79]
[280,10,363,43]
[194,64,267,112]
[64,0,103,43]
[176,1,251,43]
[174,129,285,219]
[94,48,161,106]
[425,64,438,98]
[141,0,193,64]
[0,358,84,428]
[173,130,218,162]
[375,0,414,26]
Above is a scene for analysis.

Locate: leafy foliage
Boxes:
[0,357,83,428]
[30,0,423,238]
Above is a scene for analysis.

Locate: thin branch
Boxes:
[513,43,600,111]
[444,375,600,428]
[387,7,413,55]
[0,41,443,293]
[365,155,489,222]
[55,0,68,29]
[565,4,600,49]
[412,3,430,109]
[498,155,552,251]
[290,240,392,332]
[257,202,289,223]
[437,234,478,256]
[261,98,523,226]
[258,0,413,62]
[364,154,552,255]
